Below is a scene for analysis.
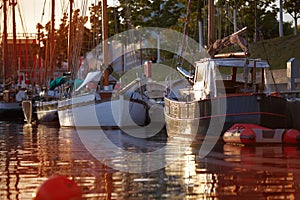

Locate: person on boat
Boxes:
[16,86,27,102]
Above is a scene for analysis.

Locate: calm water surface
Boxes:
[1,121,300,199]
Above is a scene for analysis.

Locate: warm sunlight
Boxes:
[10,0,117,34]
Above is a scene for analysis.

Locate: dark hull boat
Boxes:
[22,75,68,125]
[0,101,23,121]
[165,93,290,138]
[164,27,293,139]
[0,89,24,121]
[286,98,300,130]
[223,123,300,145]
[22,99,59,124]
[164,55,291,139]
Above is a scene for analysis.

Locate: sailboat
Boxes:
[57,0,154,128]
[22,0,60,124]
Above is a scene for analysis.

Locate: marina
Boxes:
[0,0,300,199]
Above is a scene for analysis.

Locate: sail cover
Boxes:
[75,71,102,92]
[49,76,66,90]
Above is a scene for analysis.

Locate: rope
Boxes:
[60,0,68,14]
[17,0,27,34]
[40,0,47,23]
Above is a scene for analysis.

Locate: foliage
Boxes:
[36,0,297,72]
[283,0,300,35]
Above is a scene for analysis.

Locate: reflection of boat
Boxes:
[223,123,300,145]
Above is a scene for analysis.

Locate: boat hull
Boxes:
[287,99,300,130]
[35,100,59,123]
[58,93,148,128]
[164,94,290,138]
[0,101,23,121]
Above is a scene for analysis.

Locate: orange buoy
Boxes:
[34,175,82,200]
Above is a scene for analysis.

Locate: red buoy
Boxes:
[35,175,82,200]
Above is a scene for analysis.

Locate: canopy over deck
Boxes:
[195,58,270,69]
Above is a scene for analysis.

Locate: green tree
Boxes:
[89,2,102,49]
[283,0,300,35]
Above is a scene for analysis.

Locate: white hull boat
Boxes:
[57,71,151,128]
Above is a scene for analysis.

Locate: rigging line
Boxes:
[178,0,192,65]
[259,30,278,92]
[60,0,68,14]
[192,0,201,41]
[0,10,2,34]
[17,0,27,34]
[40,0,47,23]
[81,0,88,16]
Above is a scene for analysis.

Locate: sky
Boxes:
[4,0,299,35]
[6,0,117,34]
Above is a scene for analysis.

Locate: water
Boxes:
[1,121,300,199]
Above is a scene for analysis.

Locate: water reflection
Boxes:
[1,121,300,199]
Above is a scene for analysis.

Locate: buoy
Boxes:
[34,175,82,200]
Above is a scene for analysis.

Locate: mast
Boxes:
[208,0,214,46]
[50,0,55,77]
[2,0,8,86]
[102,0,108,68]
[11,0,17,79]
[68,0,73,72]
[178,0,192,62]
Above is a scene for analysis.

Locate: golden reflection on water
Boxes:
[1,122,300,199]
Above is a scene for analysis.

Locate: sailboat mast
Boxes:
[2,0,8,86]
[208,0,214,46]
[50,0,55,77]
[11,0,17,79]
[68,0,73,72]
[179,0,192,61]
[102,0,108,68]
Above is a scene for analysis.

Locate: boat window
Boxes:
[195,65,205,82]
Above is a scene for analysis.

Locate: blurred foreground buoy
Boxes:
[34,175,82,200]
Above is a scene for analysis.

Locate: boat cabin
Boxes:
[178,54,271,101]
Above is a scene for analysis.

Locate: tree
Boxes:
[89,2,102,49]
[283,0,300,35]
[214,0,282,41]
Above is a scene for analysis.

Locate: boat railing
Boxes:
[116,78,145,96]
[279,90,300,99]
